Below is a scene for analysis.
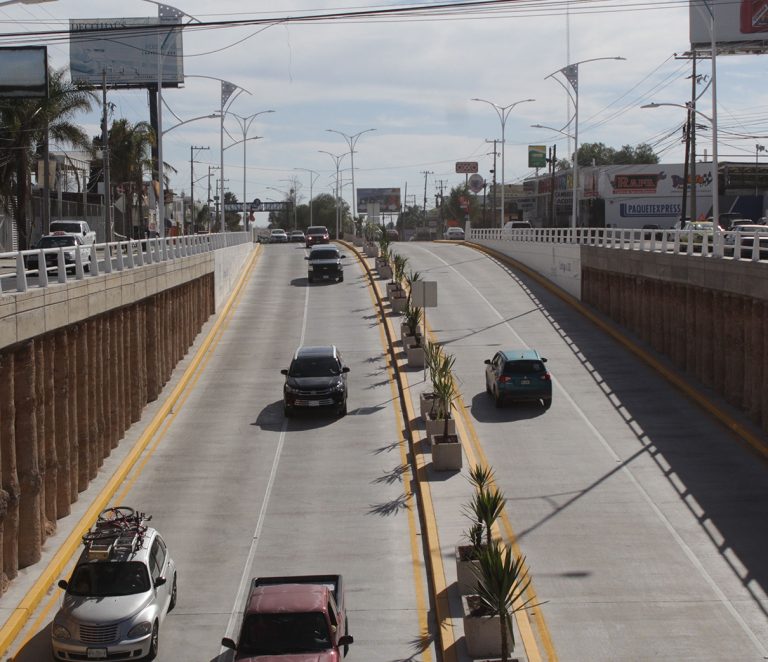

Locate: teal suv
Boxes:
[484,349,552,409]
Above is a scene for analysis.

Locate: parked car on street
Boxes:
[306,245,346,283]
[679,221,722,252]
[49,220,96,248]
[290,230,306,243]
[444,227,465,240]
[26,232,89,273]
[269,229,289,243]
[281,345,349,417]
[51,507,177,662]
[305,225,330,247]
[484,348,552,409]
[724,224,768,259]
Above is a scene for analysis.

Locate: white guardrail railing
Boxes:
[0,231,253,296]
[469,227,768,262]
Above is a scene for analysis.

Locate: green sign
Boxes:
[528,145,547,169]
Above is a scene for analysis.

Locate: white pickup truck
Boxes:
[49,220,96,248]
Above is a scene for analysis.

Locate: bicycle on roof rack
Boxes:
[82,506,152,555]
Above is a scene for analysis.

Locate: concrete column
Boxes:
[712,291,725,395]
[87,321,98,480]
[15,341,41,569]
[129,305,141,423]
[75,324,89,493]
[109,311,120,449]
[0,350,19,586]
[146,299,159,402]
[94,320,106,465]
[43,336,56,534]
[34,341,49,543]
[53,331,70,518]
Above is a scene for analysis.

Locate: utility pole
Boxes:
[102,71,113,243]
[421,170,432,238]
[485,139,499,225]
[690,55,697,224]
[436,179,447,234]
[549,144,557,227]
[207,165,220,232]
[190,146,209,234]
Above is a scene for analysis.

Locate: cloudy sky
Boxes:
[1,0,766,217]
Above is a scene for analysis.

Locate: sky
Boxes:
[1,0,767,219]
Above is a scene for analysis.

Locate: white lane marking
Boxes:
[220,276,311,654]
[417,243,767,656]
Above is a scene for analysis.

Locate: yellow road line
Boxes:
[0,245,262,657]
[467,241,768,461]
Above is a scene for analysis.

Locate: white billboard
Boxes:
[0,46,47,98]
[69,17,184,88]
[690,1,768,49]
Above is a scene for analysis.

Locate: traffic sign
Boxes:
[455,161,478,174]
[468,173,485,193]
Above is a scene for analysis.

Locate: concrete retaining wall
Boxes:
[478,239,582,299]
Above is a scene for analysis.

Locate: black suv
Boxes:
[281,346,349,417]
[306,246,345,283]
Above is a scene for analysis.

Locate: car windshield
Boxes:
[504,360,544,375]
[271,230,286,235]
[289,356,341,377]
[50,223,83,233]
[307,227,328,235]
[310,250,338,260]
[239,612,331,655]
[39,236,76,248]
[68,561,151,597]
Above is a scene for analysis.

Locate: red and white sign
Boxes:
[455,161,478,174]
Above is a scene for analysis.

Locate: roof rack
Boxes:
[82,507,151,560]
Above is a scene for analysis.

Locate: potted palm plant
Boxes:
[463,543,540,660]
[402,302,423,347]
[456,480,505,594]
[424,351,456,437]
[389,254,408,312]
[376,236,392,279]
[420,341,442,419]
[430,373,461,470]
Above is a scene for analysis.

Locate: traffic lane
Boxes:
[396,242,768,659]
[248,263,433,661]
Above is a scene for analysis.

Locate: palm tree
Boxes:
[101,118,155,239]
[0,67,96,250]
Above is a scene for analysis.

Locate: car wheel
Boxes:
[144,622,159,661]
[337,400,347,417]
[344,616,350,657]
[543,397,552,410]
[485,376,491,394]
[494,388,503,408]
[168,574,177,611]
[338,273,344,282]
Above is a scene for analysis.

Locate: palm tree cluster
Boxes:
[0,68,95,250]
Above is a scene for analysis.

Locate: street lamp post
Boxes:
[295,168,320,226]
[756,144,765,197]
[319,151,348,239]
[225,109,273,232]
[545,56,624,228]
[325,128,375,234]
[472,97,535,227]
[642,101,720,252]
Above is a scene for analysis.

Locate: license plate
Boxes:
[307,400,320,406]
[519,379,530,385]
[87,649,108,659]
[322,274,330,279]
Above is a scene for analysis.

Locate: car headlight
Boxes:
[52,624,71,640]
[307,265,314,271]
[284,382,300,394]
[331,379,345,391]
[128,621,153,639]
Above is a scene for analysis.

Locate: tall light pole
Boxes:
[756,144,765,197]
[472,97,535,227]
[319,150,348,239]
[325,128,375,234]
[545,56,624,228]
[643,101,720,251]
[225,109,273,231]
[144,1,199,238]
[295,168,320,226]
[190,145,208,234]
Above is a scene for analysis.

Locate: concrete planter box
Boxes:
[456,545,481,595]
[391,294,407,313]
[403,333,422,350]
[406,343,425,368]
[430,433,462,471]
[401,323,422,342]
[425,415,455,438]
[365,243,379,258]
[462,595,505,659]
[353,236,364,247]
[386,282,403,298]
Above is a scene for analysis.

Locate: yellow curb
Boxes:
[0,245,262,656]
[465,241,768,461]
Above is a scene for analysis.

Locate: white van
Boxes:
[503,221,532,231]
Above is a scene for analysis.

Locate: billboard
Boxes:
[69,17,184,88]
[455,161,478,174]
[690,1,768,49]
[0,46,48,98]
[528,145,547,168]
[356,188,401,214]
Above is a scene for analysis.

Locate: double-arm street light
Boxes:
[319,150,349,239]
[545,56,624,228]
[225,109,274,231]
[472,97,535,227]
[642,101,721,251]
[295,168,320,226]
[325,128,375,233]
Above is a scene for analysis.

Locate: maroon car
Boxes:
[305,225,330,247]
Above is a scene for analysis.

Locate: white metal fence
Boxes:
[0,231,253,295]
[469,227,768,262]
